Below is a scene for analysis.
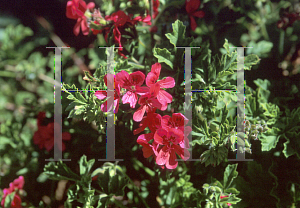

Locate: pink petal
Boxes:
[81,18,89,35]
[114,99,120,114]
[151,63,161,77]
[136,86,150,95]
[157,90,173,106]
[154,129,165,145]
[166,148,178,169]
[146,72,158,87]
[130,71,145,86]
[122,91,138,108]
[95,91,107,100]
[73,18,82,36]
[173,145,190,160]
[150,98,163,110]
[149,83,160,98]
[156,146,169,165]
[86,2,95,10]
[116,71,130,88]
[133,105,147,122]
[157,77,175,88]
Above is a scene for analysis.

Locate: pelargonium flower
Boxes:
[116,70,149,108]
[98,10,139,58]
[154,128,190,169]
[133,83,165,122]
[1,176,25,208]
[33,112,71,152]
[66,0,95,36]
[146,63,175,106]
[133,112,162,135]
[95,74,121,113]
[137,133,157,158]
[162,113,192,149]
[185,0,205,31]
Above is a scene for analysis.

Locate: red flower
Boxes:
[146,63,175,106]
[137,133,157,158]
[154,128,190,169]
[133,83,163,122]
[104,10,137,58]
[116,70,148,108]
[161,113,191,149]
[33,112,71,152]
[185,0,205,31]
[95,74,121,113]
[1,176,24,208]
[133,112,162,135]
[66,0,95,36]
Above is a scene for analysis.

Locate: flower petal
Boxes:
[193,10,205,18]
[166,148,178,169]
[130,71,145,86]
[189,15,197,31]
[146,72,158,87]
[133,105,147,122]
[156,145,169,165]
[157,77,175,88]
[122,91,138,108]
[151,63,161,77]
[157,90,173,106]
[95,91,107,100]
[73,18,82,36]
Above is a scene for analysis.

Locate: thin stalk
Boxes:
[260,22,270,41]
[279,29,285,55]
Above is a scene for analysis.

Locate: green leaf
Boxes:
[153,48,174,69]
[224,188,240,195]
[44,160,81,181]
[0,136,17,149]
[165,20,193,47]
[259,127,281,151]
[223,164,238,189]
[79,155,95,176]
[98,169,110,194]
[246,40,273,58]
[282,131,300,159]
[4,192,15,208]
[244,54,260,70]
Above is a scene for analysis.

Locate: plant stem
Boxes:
[260,22,270,41]
[279,30,285,55]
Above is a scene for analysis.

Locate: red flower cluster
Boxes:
[1,176,25,208]
[185,0,205,31]
[66,0,160,58]
[66,0,95,36]
[95,63,191,169]
[33,112,71,152]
